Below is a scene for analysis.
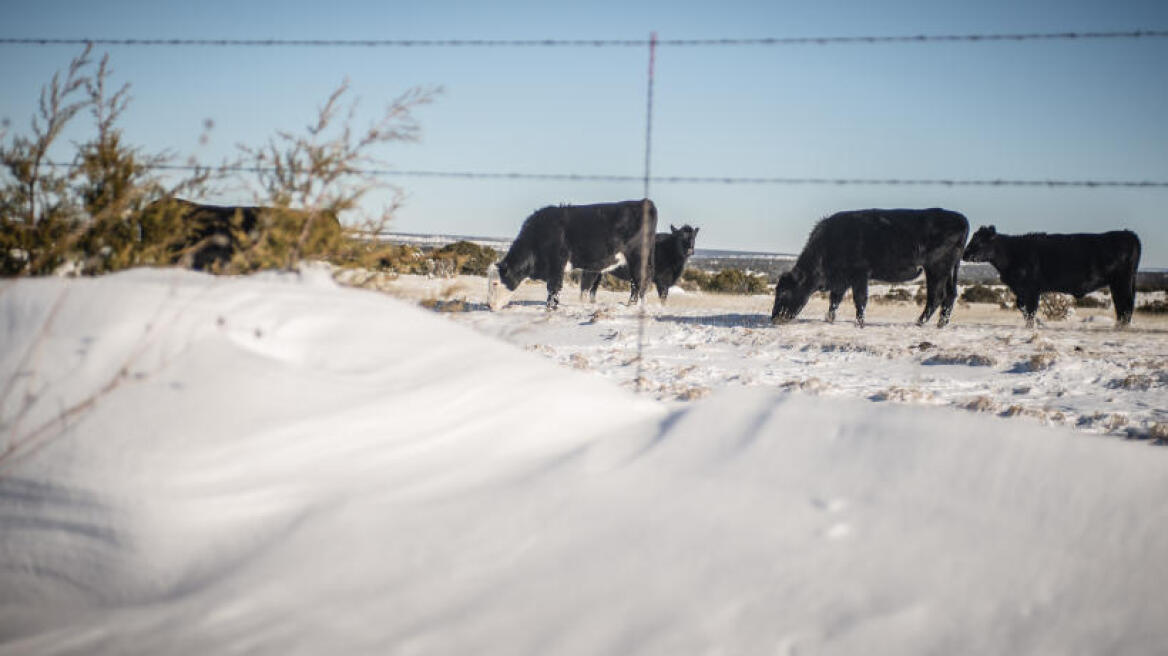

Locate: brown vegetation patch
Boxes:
[681,268,769,294]
[780,377,828,394]
[922,352,996,367]
[962,396,998,413]
[676,386,711,401]
[960,284,1005,304]
[870,386,935,403]
[1040,293,1075,321]
[1076,412,1130,431]
[1107,373,1167,391]
[1136,299,1168,314]
[419,298,468,313]
[1009,351,1058,374]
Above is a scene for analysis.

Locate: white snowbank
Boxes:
[2,269,1168,654]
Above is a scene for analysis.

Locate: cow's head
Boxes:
[486,258,528,311]
[670,224,699,257]
[771,267,813,324]
[487,262,513,311]
[963,225,998,263]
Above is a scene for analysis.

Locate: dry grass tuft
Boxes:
[962,396,998,413]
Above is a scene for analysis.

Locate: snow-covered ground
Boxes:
[368,272,1168,440]
[3,268,1168,654]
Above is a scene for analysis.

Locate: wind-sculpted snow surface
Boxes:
[3,269,1168,654]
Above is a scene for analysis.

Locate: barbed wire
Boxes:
[45,162,1168,189]
[3,30,1167,48]
[373,170,1168,188]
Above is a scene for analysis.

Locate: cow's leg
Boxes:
[1110,277,1136,327]
[580,271,595,301]
[936,260,961,328]
[590,274,603,303]
[581,271,603,303]
[626,248,650,306]
[657,282,669,304]
[851,276,869,328]
[916,270,945,326]
[1016,291,1040,328]
[546,269,564,311]
[826,287,845,323]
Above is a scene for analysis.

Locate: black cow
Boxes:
[771,208,969,328]
[579,224,699,304]
[962,226,1141,328]
[487,200,657,311]
[144,198,341,271]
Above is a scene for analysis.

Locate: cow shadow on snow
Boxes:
[654,313,772,328]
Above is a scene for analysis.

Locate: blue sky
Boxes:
[3,0,1168,264]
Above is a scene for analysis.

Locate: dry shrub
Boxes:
[585,308,614,323]
[874,287,913,304]
[962,396,998,413]
[1107,373,1166,390]
[681,267,768,294]
[1013,352,1058,373]
[1,47,211,276]
[1,47,439,278]
[429,240,497,277]
[1075,295,1110,309]
[235,80,438,274]
[999,290,1017,310]
[870,386,935,403]
[419,298,468,313]
[1076,412,1129,431]
[1136,299,1168,314]
[1000,404,1047,420]
[676,386,710,401]
[1040,293,1075,321]
[780,377,827,394]
[1149,423,1168,441]
[922,352,996,367]
[960,284,1004,304]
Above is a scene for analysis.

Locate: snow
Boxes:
[3,268,1168,654]
[380,273,1168,438]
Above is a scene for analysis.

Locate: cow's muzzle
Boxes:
[486,264,514,311]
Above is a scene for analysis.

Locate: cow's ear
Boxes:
[987,225,996,234]
[670,224,678,233]
[694,227,700,235]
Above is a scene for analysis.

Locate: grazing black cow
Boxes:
[962,226,1141,328]
[771,208,969,328]
[579,224,699,303]
[487,200,657,310]
[144,198,341,271]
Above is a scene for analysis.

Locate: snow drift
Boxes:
[2,269,1167,654]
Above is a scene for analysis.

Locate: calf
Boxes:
[962,226,1141,328]
[579,224,699,303]
[487,200,657,310]
[771,208,969,328]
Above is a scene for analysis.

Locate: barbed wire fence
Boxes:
[4,29,1167,47]
[15,28,1168,189]
[8,28,1168,393]
[40,163,1168,188]
[636,33,658,392]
